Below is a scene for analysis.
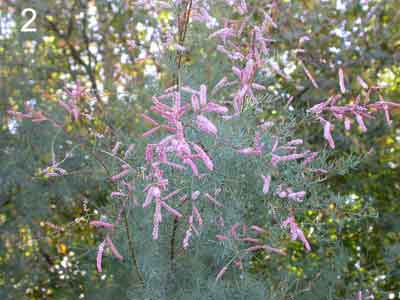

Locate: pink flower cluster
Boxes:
[90,220,123,273]
[58,81,86,121]
[209,4,276,112]
[282,216,311,252]
[139,86,230,242]
[215,222,286,281]
[308,69,400,148]
[8,101,47,123]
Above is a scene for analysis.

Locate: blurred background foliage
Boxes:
[0,0,399,299]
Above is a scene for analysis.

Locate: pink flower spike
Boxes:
[282,216,311,252]
[152,201,162,240]
[162,189,182,201]
[145,144,154,162]
[216,266,228,281]
[142,126,161,138]
[261,174,271,194]
[195,115,218,136]
[230,223,241,239]
[183,158,199,176]
[245,245,266,252]
[216,234,229,241]
[357,76,369,90]
[301,62,319,88]
[297,229,312,252]
[191,143,214,171]
[111,168,131,182]
[143,186,161,208]
[383,105,392,126]
[205,193,223,207]
[212,77,228,95]
[344,117,351,131]
[90,220,114,229]
[287,139,303,146]
[191,191,201,200]
[338,67,346,94]
[111,142,121,155]
[355,114,368,132]
[251,83,266,91]
[323,121,335,149]
[303,151,319,166]
[192,205,203,225]
[251,225,266,234]
[202,102,229,114]
[96,241,106,272]
[106,235,123,261]
[287,191,306,202]
[142,113,159,126]
[183,225,193,249]
[237,147,261,156]
[199,84,207,106]
[240,237,261,243]
[357,290,363,300]
[191,95,200,112]
[160,201,183,218]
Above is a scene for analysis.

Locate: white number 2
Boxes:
[21,8,37,32]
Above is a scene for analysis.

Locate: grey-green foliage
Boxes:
[83,107,360,300]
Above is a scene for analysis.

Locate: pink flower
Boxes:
[301,62,319,89]
[251,225,266,234]
[323,120,335,149]
[344,117,352,131]
[357,290,363,300]
[355,114,368,132]
[237,147,262,156]
[183,216,194,249]
[143,186,161,208]
[183,158,200,176]
[338,67,346,94]
[106,235,123,261]
[191,95,200,112]
[191,143,214,171]
[111,168,131,181]
[160,201,183,218]
[282,216,311,252]
[216,265,228,281]
[261,174,271,194]
[202,102,229,114]
[357,76,368,90]
[96,241,106,272]
[195,115,218,136]
[216,234,229,241]
[287,191,306,202]
[205,193,223,207]
[152,200,162,240]
[90,221,114,229]
[192,205,203,225]
[212,77,228,95]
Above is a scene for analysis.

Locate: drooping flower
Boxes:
[96,240,106,273]
[106,235,123,261]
